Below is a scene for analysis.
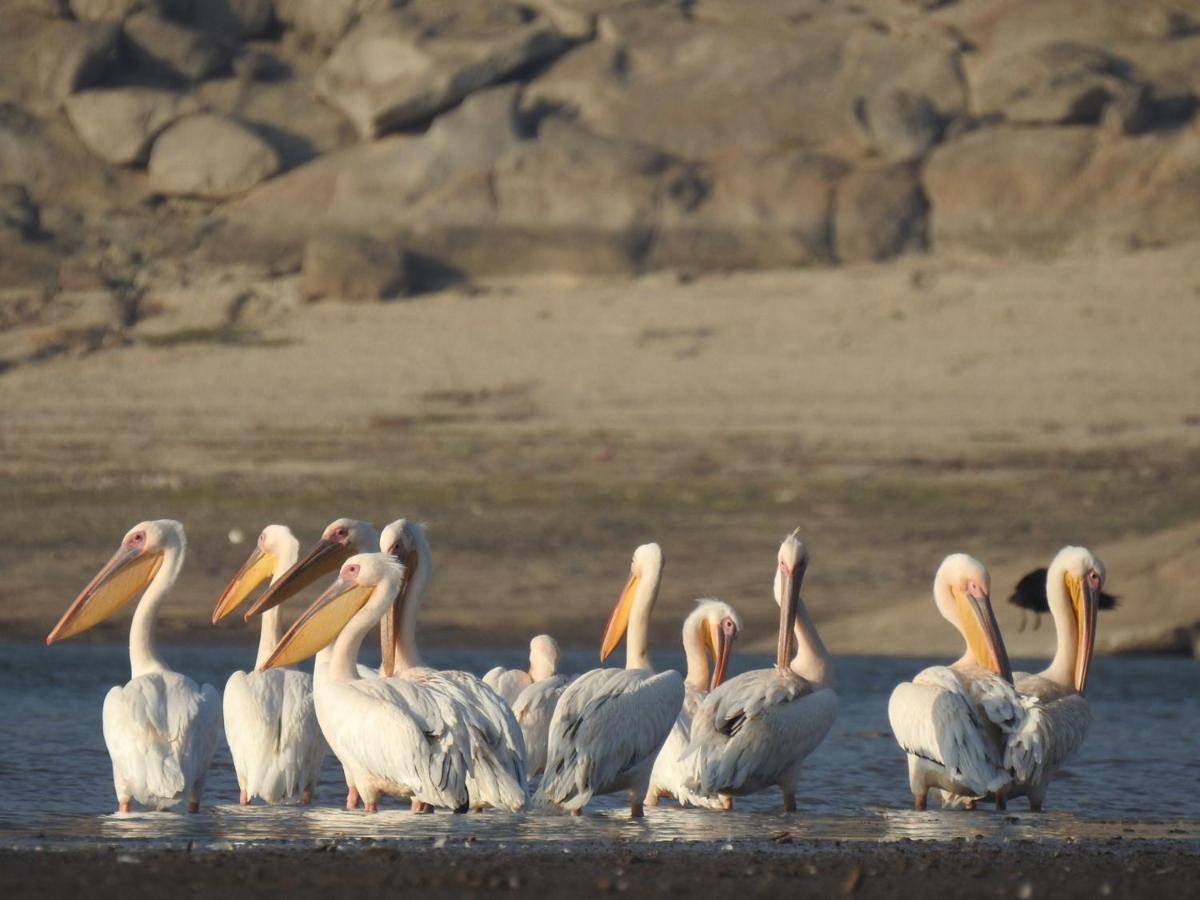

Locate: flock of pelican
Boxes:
[45,517,1104,818]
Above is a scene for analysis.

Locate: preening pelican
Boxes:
[1006,546,1104,810]
[533,543,684,817]
[212,524,327,805]
[242,517,380,809]
[684,534,837,811]
[46,520,222,813]
[261,553,472,813]
[485,634,562,705]
[888,553,1029,810]
[379,519,528,812]
[647,599,741,809]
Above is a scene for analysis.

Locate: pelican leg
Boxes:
[914,792,927,811]
[630,798,645,818]
[995,792,1007,811]
[301,786,313,806]
[364,801,378,813]
[965,798,977,811]
[1028,783,1047,812]
[239,789,250,806]
[118,800,132,814]
[720,794,733,812]
[1018,610,1027,633]
[346,787,360,810]
[570,809,583,817]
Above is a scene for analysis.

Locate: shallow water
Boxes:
[1,642,1196,848]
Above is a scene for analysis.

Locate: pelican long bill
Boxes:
[261,576,375,670]
[47,543,164,644]
[212,546,276,624]
[244,537,353,620]
[600,571,639,662]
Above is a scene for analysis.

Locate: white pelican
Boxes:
[1006,546,1104,811]
[511,671,573,782]
[533,543,684,818]
[647,599,742,809]
[379,519,528,812]
[261,552,472,812]
[484,634,562,705]
[241,517,381,809]
[46,520,222,813]
[212,524,327,805]
[887,553,1029,810]
[684,534,837,811]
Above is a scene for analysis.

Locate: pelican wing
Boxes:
[412,669,528,811]
[888,666,1010,797]
[534,668,684,811]
[223,669,326,803]
[335,677,471,810]
[686,669,837,796]
[513,674,572,779]
[103,671,222,809]
[1008,674,1091,785]
[483,667,533,706]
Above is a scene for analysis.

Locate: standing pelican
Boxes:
[212,524,327,805]
[241,517,380,809]
[485,635,562,705]
[533,543,684,818]
[46,520,222,813]
[1006,546,1104,810]
[888,553,1028,810]
[684,534,837,811]
[647,599,741,808]
[261,553,471,813]
[379,519,528,812]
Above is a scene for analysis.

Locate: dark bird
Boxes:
[1008,567,1119,631]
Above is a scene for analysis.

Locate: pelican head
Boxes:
[243,517,377,620]
[773,530,809,668]
[601,542,663,662]
[47,520,185,645]
[685,599,742,691]
[261,552,405,670]
[934,553,1012,683]
[212,524,299,624]
[528,634,561,681]
[1047,545,1105,694]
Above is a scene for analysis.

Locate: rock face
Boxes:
[1,0,1200,295]
[0,185,40,239]
[301,231,410,300]
[148,114,281,199]
[65,87,198,165]
[314,2,570,138]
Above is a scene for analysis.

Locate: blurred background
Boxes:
[1,0,1198,659]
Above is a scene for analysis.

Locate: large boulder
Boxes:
[833,163,927,263]
[301,231,410,300]
[527,12,966,159]
[0,14,118,109]
[971,42,1142,125]
[314,2,570,138]
[65,87,199,166]
[650,147,842,270]
[925,123,1200,255]
[148,114,281,199]
[857,88,943,163]
[123,11,229,81]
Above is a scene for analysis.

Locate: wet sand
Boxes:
[3,841,1198,899]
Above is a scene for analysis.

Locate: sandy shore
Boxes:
[3,842,1198,899]
[4,245,1199,654]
